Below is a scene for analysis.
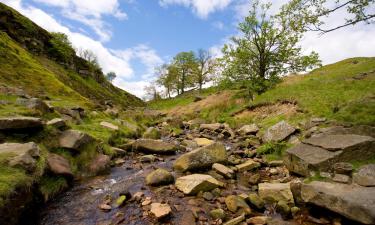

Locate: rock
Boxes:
[290,179,304,204]
[258,183,294,204]
[332,174,350,184]
[225,195,251,214]
[194,96,204,102]
[235,159,261,172]
[353,164,375,187]
[59,130,93,150]
[262,121,296,142]
[0,117,43,130]
[210,208,225,220]
[276,200,290,217]
[173,143,227,172]
[17,97,51,113]
[285,134,375,176]
[150,203,171,219]
[100,122,119,131]
[181,140,199,149]
[290,206,300,217]
[0,142,40,172]
[112,147,126,157]
[237,124,259,135]
[88,154,110,174]
[268,160,284,167]
[212,163,235,179]
[142,127,161,139]
[248,193,265,209]
[133,139,177,154]
[249,173,261,185]
[146,168,174,186]
[333,162,353,175]
[200,123,223,132]
[142,198,152,206]
[202,192,214,201]
[140,155,157,163]
[223,214,245,225]
[175,174,224,195]
[301,181,375,224]
[193,138,214,147]
[99,204,112,211]
[46,118,66,129]
[247,216,268,225]
[46,153,73,177]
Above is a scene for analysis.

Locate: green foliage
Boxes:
[39,176,68,202]
[49,32,75,63]
[106,71,117,83]
[220,0,321,99]
[257,142,290,158]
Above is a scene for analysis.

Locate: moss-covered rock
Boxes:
[146,168,174,186]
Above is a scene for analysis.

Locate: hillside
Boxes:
[0,3,143,108]
[150,57,375,128]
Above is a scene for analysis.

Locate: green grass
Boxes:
[39,176,68,202]
[256,142,291,161]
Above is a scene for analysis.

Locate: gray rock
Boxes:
[16,98,51,113]
[88,154,110,174]
[133,139,177,154]
[332,174,350,184]
[353,164,375,187]
[0,117,43,130]
[59,130,93,150]
[333,162,353,175]
[47,118,66,129]
[235,159,261,172]
[100,122,119,131]
[263,121,296,142]
[47,153,73,177]
[175,174,224,195]
[0,142,40,172]
[140,155,157,163]
[200,123,223,132]
[146,168,174,186]
[303,134,374,151]
[301,181,375,224]
[258,183,294,204]
[173,142,227,172]
[237,124,259,135]
[212,163,235,179]
[225,195,251,214]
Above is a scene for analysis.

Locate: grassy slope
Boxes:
[150,57,375,127]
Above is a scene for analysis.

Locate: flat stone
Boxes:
[59,130,93,150]
[100,122,119,131]
[175,174,223,195]
[193,138,214,147]
[133,139,177,154]
[200,123,223,132]
[333,162,353,175]
[302,181,375,224]
[353,164,375,187]
[247,216,268,225]
[146,168,174,186]
[0,117,43,130]
[332,174,350,184]
[258,183,294,204]
[0,142,40,172]
[262,121,296,142]
[46,153,73,177]
[173,142,227,172]
[150,203,171,218]
[212,163,234,179]
[223,214,245,225]
[47,118,66,129]
[237,124,259,135]
[235,159,261,172]
[303,134,374,151]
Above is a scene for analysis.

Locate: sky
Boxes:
[1,0,375,98]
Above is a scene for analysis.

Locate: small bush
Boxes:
[49,32,75,64]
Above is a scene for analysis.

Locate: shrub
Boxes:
[49,32,75,64]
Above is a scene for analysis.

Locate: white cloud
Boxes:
[159,0,232,18]
[31,0,127,41]
[212,21,225,30]
[1,0,164,98]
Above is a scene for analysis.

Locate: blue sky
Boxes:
[1,0,375,97]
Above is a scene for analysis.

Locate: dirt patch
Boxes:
[166,91,235,117]
[234,101,298,119]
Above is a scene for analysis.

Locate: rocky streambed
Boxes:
[34,119,375,225]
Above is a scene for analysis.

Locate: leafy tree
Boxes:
[220,0,321,100]
[281,0,375,33]
[155,64,176,98]
[173,51,197,94]
[106,72,117,83]
[195,49,217,90]
[144,83,161,101]
[49,32,75,63]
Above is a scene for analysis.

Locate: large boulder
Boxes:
[133,139,177,154]
[175,174,224,195]
[285,134,375,176]
[301,181,375,224]
[173,142,227,172]
[353,164,375,187]
[262,121,296,142]
[46,153,73,177]
[88,154,110,174]
[146,168,174,186]
[16,97,51,113]
[59,130,93,150]
[0,142,40,172]
[0,117,43,130]
[258,183,294,205]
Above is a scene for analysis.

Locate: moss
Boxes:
[39,176,68,202]
[257,142,291,161]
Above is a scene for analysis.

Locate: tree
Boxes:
[173,51,197,94]
[144,83,161,101]
[106,72,117,83]
[49,32,75,63]
[280,0,375,33]
[77,48,101,70]
[155,64,176,98]
[220,0,321,100]
[195,49,216,90]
